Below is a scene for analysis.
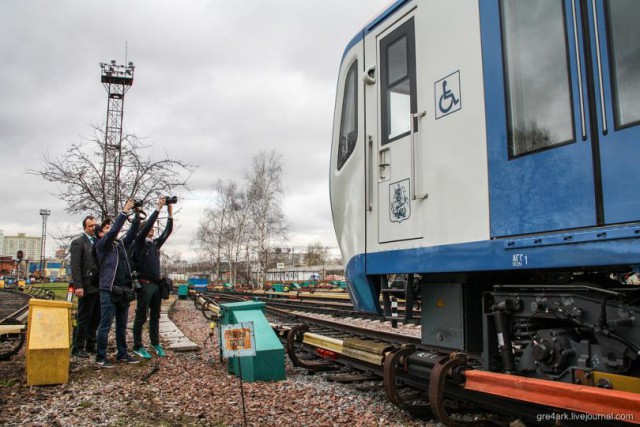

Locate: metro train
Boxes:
[330,0,640,421]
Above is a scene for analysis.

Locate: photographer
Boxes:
[131,196,174,359]
[94,199,140,368]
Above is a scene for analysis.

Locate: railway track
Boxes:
[0,290,33,361]
[0,286,57,361]
[0,289,33,324]
[191,290,639,425]
[190,291,512,425]
[202,289,422,324]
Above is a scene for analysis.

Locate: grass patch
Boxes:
[29,283,78,309]
[0,379,18,387]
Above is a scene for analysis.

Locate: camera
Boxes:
[133,200,144,209]
[165,196,178,204]
[132,272,142,291]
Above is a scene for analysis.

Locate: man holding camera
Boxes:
[131,196,174,359]
[70,215,99,358]
[94,199,140,368]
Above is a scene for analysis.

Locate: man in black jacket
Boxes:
[131,197,173,359]
[70,215,99,358]
[94,199,140,367]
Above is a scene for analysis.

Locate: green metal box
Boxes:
[178,284,189,299]
[220,300,285,382]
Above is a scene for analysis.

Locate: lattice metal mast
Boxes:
[39,209,50,280]
[100,60,135,217]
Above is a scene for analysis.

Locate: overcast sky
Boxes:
[0,0,391,261]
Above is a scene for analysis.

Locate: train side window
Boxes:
[337,60,358,171]
[381,18,417,145]
[606,0,640,129]
[501,0,575,158]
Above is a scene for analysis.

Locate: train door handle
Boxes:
[368,136,373,212]
[570,0,587,141]
[363,66,376,85]
[590,0,607,135]
[410,111,428,200]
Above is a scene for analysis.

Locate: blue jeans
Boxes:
[96,290,130,360]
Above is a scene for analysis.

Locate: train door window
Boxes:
[501,0,575,157]
[337,60,359,171]
[606,0,640,129]
[380,18,417,145]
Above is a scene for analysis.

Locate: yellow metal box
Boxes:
[26,299,72,386]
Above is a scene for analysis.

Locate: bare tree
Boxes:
[195,150,288,286]
[160,250,183,277]
[224,189,251,284]
[195,179,242,281]
[49,223,78,264]
[305,241,329,267]
[246,150,288,286]
[195,208,222,279]
[29,126,195,219]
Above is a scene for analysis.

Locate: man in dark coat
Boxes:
[70,215,99,358]
[131,197,173,359]
[94,199,140,367]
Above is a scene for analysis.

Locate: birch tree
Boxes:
[246,150,288,285]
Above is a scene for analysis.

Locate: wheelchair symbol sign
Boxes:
[434,71,462,119]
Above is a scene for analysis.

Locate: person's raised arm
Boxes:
[98,199,134,252]
[135,197,164,248]
[156,201,173,248]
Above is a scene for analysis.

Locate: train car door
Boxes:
[481,0,640,237]
[590,0,640,225]
[365,13,424,244]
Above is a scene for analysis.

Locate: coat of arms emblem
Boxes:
[390,179,410,223]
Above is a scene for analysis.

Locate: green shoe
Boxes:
[151,344,166,357]
[133,347,152,359]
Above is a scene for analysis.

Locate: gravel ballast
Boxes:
[0,298,439,426]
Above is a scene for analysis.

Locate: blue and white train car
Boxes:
[330,0,640,413]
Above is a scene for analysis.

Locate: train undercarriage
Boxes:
[290,271,640,424]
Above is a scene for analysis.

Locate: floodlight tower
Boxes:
[39,209,50,280]
[100,60,135,216]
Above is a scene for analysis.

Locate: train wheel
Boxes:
[383,346,432,417]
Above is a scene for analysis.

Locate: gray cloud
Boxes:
[0,0,390,260]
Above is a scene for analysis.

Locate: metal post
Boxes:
[100,60,134,216]
[39,209,50,282]
[391,296,398,328]
[405,273,415,321]
[238,358,248,427]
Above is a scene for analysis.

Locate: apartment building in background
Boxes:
[1,232,41,262]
